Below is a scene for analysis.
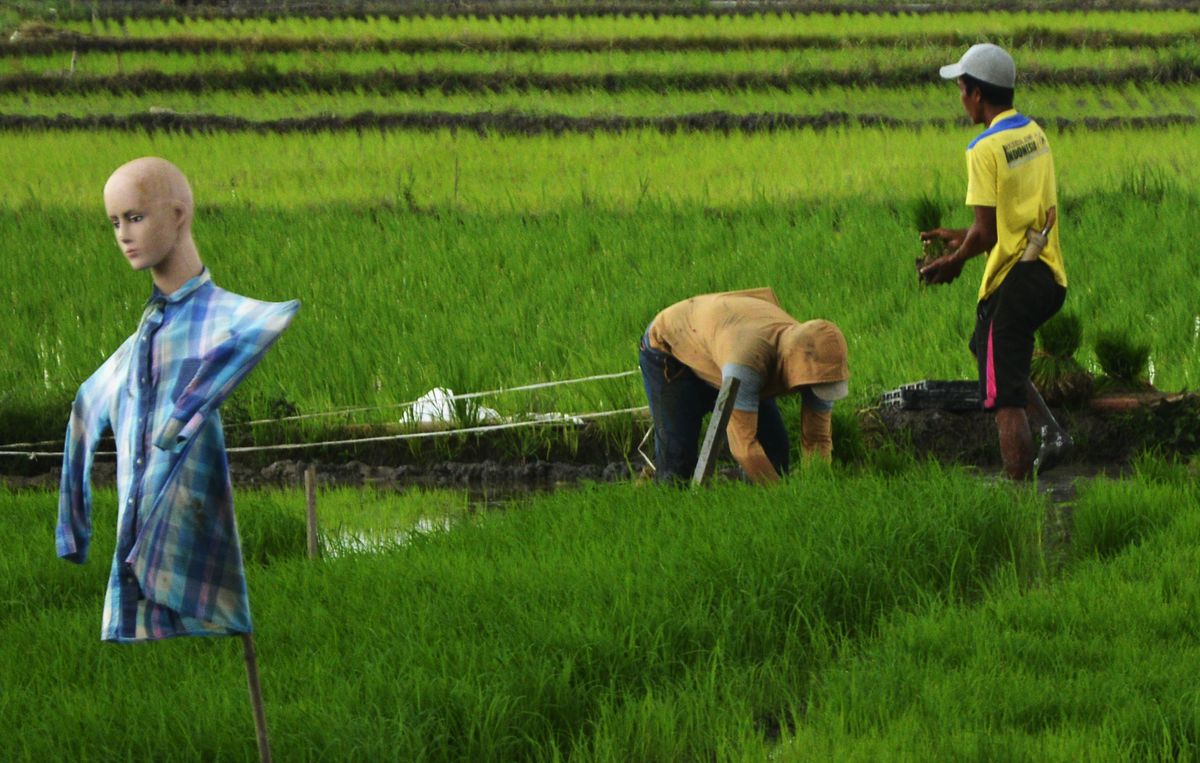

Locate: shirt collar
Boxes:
[148,268,212,306]
[986,108,1019,128]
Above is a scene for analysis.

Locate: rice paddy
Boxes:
[3,2,1199,759]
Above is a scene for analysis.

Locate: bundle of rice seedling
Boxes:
[1031,312,1094,406]
[912,193,945,279]
[1095,330,1154,392]
[1038,310,1084,358]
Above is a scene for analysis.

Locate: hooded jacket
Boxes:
[647,288,849,480]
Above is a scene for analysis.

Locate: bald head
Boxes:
[104,157,202,290]
[104,156,194,222]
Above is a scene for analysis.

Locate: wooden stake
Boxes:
[692,376,740,486]
[241,632,273,763]
[304,464,319,560]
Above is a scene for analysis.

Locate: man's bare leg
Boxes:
[996,406,1034,481]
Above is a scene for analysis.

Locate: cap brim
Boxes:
[811,380,849,402]
[939,63,965,80]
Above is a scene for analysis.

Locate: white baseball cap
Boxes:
[939,43,1016,89]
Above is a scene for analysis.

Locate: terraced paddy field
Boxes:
[3,3,1200,760]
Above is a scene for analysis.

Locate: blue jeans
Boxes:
[639,331,790,483]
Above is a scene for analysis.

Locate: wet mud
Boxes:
[5,393,1193,493]
[862,392,1200,469]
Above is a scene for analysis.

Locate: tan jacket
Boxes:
[647,288,849,482]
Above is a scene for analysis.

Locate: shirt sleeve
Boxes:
[965,144,999,208]
[721,363,764,413]
[154,299,300,452]
[57,341,129,564]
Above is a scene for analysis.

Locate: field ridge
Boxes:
[4,109,1200,135]
[5,63,1199,95]
[15,1,1200,22]
[7,29,1200,55]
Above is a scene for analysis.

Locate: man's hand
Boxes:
[919,227,965,253]
[919,251,966,285]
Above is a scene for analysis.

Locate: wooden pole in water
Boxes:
[241,632,273,763]
[692,376,740,486]
[304,463,319,560]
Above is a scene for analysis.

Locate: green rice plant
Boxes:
[1037,311,1084,358]
[911,192,946,276]
[1,83,1198,123]
[1094,330,1152,390]
[1070,474,1188,559]
[53,10,1200,41]
[1119,161,1179,202]
[2,186,1198,449]
[3,127,1199,210]
[0,466,1046,760]
[779,466,1200,762]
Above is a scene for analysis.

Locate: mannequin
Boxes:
[58,157,296,760]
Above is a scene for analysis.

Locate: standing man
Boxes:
[639,288,849,484]
[919,43,1071,480]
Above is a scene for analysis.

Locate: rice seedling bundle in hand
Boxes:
[912,194,944,284]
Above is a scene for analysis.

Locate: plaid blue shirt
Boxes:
[56,270,299,643]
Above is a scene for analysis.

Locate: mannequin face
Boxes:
[103,174,184,272]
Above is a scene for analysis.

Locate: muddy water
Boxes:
[323,516,457,558]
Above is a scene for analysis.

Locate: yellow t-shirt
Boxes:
[965,109,1068,302]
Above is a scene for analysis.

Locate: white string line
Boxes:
[0,406,651,459]
[0,368,643,450]
[0,438,71,449]
[235,369,641,428]
[226,406,651,453]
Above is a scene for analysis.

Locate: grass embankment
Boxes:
[1,463,1046,760]
[782,461,1200,761]
[51,10,1200,39]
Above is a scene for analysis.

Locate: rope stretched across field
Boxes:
[0,406,650,459]
[235,369,640,428]
[0,368,648,458]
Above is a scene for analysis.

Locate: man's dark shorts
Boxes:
[968,260,1066,411]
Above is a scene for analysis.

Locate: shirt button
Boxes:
[136,458,143,465]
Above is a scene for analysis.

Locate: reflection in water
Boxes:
[321,483,554,558]
[324,516,455,557]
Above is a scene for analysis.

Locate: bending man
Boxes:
[639,288,849,484]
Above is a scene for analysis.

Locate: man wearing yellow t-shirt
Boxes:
[919,44,1071,481]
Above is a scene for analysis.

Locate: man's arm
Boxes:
[918,205,998,285]
[720,363,780,484]
[727,409,779,484]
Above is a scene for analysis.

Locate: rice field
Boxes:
[3,3,1200,759]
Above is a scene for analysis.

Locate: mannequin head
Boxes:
[103,157,202,294]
